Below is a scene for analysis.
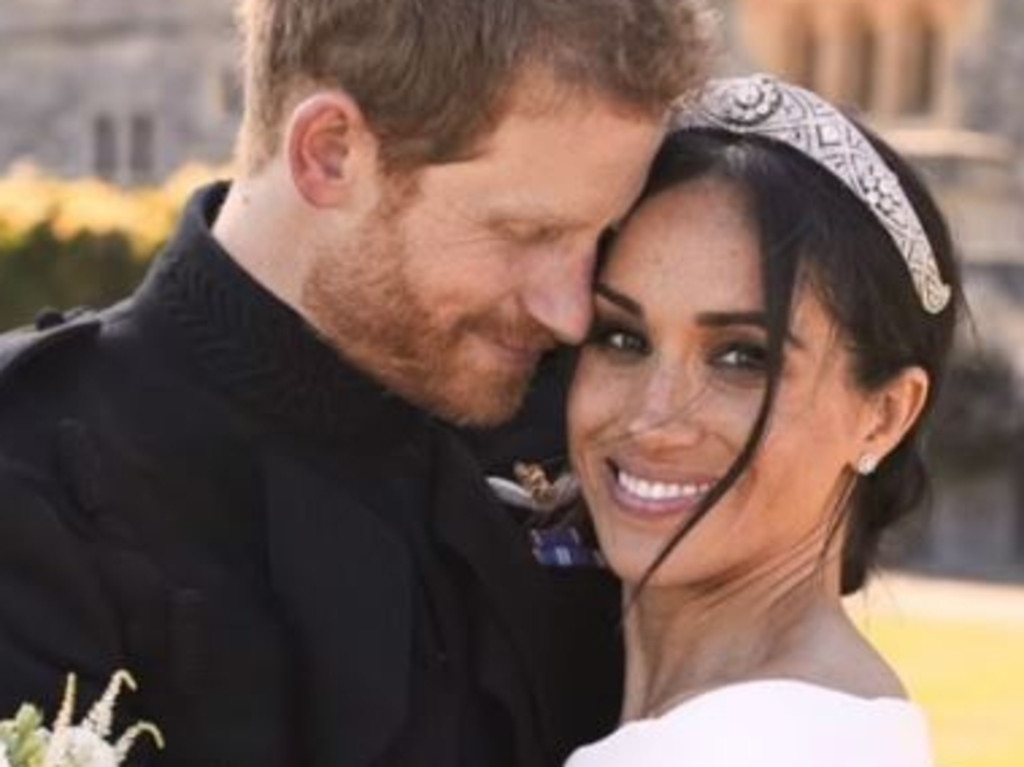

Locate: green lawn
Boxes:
[854,613,1024,767]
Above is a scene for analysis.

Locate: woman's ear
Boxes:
[854,366,930,472]
[284,91,379,209]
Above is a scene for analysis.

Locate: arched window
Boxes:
[219,66,243,116]
[93,114,118,181]
[849,13,879,111]
[785,9,819,91]
[903,12,939,115]
[130,113,156,184]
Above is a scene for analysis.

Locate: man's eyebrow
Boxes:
[485,206,579,230]
[595,283,644,317]
[487,202,626,234]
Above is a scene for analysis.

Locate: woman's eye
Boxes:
[713,342,767,372]
[607,331,645,352]
[587,324,649,355]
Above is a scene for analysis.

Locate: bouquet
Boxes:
[0,671,163,767]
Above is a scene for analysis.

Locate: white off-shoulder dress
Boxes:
[565,680,934,767]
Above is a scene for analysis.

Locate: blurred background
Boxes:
[0,0,1021,764]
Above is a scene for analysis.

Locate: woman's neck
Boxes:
[619,551,851,721]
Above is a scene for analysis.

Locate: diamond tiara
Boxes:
[674,74,952,314]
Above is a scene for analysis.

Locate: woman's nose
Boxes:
[624,365,707,449]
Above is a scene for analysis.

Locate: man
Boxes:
[0,0,710,764]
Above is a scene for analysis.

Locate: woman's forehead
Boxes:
[603,180,762,304]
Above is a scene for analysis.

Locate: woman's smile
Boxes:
[606,459,718,519]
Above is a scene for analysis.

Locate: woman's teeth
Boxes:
[616,468,713,502]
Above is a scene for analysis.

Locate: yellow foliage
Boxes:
[0,164,225,254]
[0,164,230,329]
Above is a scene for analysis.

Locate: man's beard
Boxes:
[300,200,544,427]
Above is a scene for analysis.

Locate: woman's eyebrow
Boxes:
[696,310,805,349]
[595,283,643,317]
[695,310,766,328]
[595,291,806,348]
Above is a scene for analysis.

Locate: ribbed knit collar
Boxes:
[133,182,421,449]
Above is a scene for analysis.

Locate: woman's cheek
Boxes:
[569,358,615,459]
[570,354,634,435]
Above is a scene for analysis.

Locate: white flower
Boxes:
[0,671,163,767]
[44,728,116,767]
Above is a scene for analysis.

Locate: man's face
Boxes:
[302,92,665,426]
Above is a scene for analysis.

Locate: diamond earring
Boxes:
[856,453,879,476]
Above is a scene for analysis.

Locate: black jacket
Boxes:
[0,184,622,766]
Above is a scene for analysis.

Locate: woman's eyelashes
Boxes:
[586,314,769,383]
[710,339,768,375]
[586,319,650,356]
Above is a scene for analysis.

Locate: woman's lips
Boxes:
[606,460,717,519]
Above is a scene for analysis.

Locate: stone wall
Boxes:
[719,0,991,126]
[0,0,239,184]
[960,0,1024,150]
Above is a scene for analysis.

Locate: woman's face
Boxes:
[568,178,879,589]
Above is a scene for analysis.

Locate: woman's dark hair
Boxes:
[627,123,963,595]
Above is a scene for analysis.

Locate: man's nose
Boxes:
[519,245,596,345]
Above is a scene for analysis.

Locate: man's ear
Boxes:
[284,91,378,209]
[855,366,930,470]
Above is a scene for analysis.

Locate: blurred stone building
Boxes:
[0,0,240,186]
[720,0,1024,270]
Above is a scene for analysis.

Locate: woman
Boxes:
[564,75,961,766]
